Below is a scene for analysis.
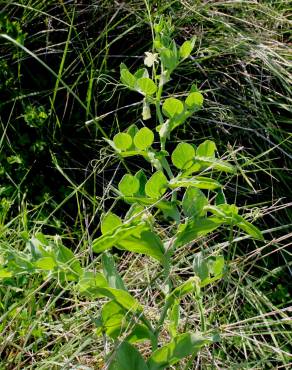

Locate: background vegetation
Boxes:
[0,0,291,369]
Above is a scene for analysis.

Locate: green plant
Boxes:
[0,14,265,369]
[88,17,263,368]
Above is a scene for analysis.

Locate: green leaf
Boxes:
[119,174,140,196]
[168,300,180,338]
[109,342,148,370]
[94,286,142,312]
[102,252,126,290]
[174,217,223,248]
[169,176,221,190]
[182,187,208,219]
[157,200,180,222]
[171,142,195,170]
[135,169,147,196]
[147,332,210,370]
[101,213,122,235]
[78,270,109,298]
[198,158,235,173]
[56,244,82,277]
[134,127,154,150]
[35,257,56,271]
[162,98,184,118]
[193,253,225,287]
[160,48,177,71]
[98,300,127,338]
[117,230,165,262]
[145,171,168,199]
[127,324,154,344]
[120,64,136,89]
[179,39,195,59]
[235,216,263,240]
[196,140,216,158]
[167,277,198,305]
[136,77,157,95]
[92,223,148,254]
[185,91,204,109]
[193,252,209,282]
[113,133,132,151]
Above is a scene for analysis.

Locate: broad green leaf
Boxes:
[171,142,195,169]
[147,332,210,370]
[92,223,148,253]
[169,176,221,190]
[182,187,208,219]
[136,77,157,96]
[162,98,184,118]
[174,217,223,248]
[127,324,154,344]
[208,255,225,277]
[35,257,56,271]
[101,213,122,235]
[185,92,204,109]
[118,174,140,196]
[145,171,168,199]
[109,342,148,370]
[102,252,126,290]
[78,270,109,298]
[98,300,127,338]
[134,127,154,150]
[117,230,165,262]
[179,38,195,59]
[157,200,180,222]
[196,140,216,158]
[120,64,136,89]
[113,133,132,151]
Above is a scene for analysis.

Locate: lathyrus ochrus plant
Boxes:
[0,17,263,369]
[88,17,263,369]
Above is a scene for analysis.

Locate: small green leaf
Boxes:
[160,48,177,71]
[174,217,223,248]
[134,127,154,150]
[35,257,57,271]
[136,77,157,96]
[119,174,140,196]
[162,98,184,118]
[145,171,168,199]
[113,133,132,151]
[196,140,216,158]
[109,341,148,370]
[101,213,122,235]
[99,300,127,338]
[127,324,154,344]
[179,40,195,59]
[235,216,263,240]
[193,252,209,281]
[102,252,126,290]
[78,271,109,298]
[182,187,208,219]
[120,64,136,89]
[185,92,204,109]
[171,142,195,169]
[147,332,211,370]
[168,300,180,338]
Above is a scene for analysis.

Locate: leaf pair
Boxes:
[108,332,215,370]
[171,140,235,173]
[93,213,165,262]
[111,126,154,153]
[120,63,157,96]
